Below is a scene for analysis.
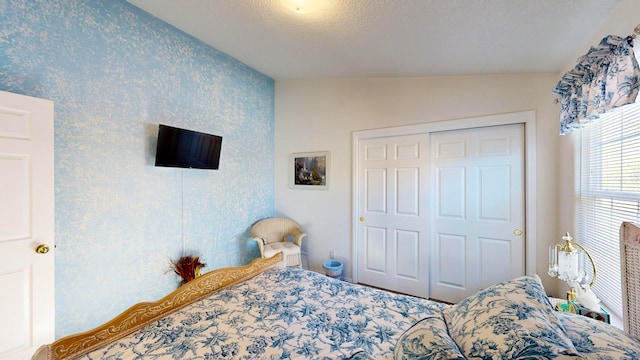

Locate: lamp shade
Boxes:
[549,232,593,283]
[556,245,584,282]
[548,232,599,308]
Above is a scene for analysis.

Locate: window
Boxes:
[578,102,640,318]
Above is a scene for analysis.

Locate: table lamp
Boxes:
[548,231,600,310]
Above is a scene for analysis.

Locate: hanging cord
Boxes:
[181,169,185,256]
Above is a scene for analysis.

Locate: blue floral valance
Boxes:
[552,35,640,135]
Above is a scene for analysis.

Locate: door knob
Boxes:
[514,229,523,236]
[36,244,50,254]
[359,216,365,222]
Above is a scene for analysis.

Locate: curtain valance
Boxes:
[552,34,640,135]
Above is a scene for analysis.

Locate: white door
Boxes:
[356,134,429,297]
[429,124,525,303]
[0,91,54,360]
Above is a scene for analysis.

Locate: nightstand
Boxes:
[549,297,610,323]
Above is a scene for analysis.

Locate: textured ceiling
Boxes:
[128,0,621,80]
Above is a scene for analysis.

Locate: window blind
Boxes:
[578,102,640,318]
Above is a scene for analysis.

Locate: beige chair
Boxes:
[620,222,640,338]
[251,218,306,268]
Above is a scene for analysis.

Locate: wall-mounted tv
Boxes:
[155,124,222,170]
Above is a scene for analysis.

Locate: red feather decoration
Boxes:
[170,255,206,283]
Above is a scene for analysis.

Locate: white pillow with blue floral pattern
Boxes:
[394,315,465,360]
[443,275,583,359]
[557,312,640,359]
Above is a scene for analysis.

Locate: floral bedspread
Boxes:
[78,267,443,359]
[77,268,640,360]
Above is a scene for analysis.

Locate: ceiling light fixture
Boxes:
[280,0,330,16]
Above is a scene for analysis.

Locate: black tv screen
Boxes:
[155,124,222,169]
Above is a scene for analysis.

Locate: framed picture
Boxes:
[290,151,330,190]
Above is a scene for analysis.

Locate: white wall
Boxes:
[556,0,640,300]
[557,0,640,227]
[275,74,563,292]
[558,0,640,76]
[275,0,640,299]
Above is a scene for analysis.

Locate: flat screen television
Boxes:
[155,124,222,169]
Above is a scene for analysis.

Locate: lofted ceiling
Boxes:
[128,0,621,80]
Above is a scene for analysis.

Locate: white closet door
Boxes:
[429,124,525,303]
[356,134,429,298]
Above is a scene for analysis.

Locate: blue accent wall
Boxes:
[1,0,274,338]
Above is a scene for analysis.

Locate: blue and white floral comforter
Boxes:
[78,268,640,360]
[79,267,442,359]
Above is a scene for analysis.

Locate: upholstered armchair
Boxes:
[251,218,306,268]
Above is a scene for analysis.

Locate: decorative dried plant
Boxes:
[170,255,206,284]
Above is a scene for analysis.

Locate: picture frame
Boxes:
[290,151,330,190]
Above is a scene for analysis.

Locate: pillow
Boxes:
[394,316,465,360]
[443,275,582,359]
[557,312,640,359]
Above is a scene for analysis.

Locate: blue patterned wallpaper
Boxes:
[1,0,274,338]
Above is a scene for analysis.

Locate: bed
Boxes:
[33,252,640,360]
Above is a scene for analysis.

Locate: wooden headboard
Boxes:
[32,253,284,360]
[620,222,640,338]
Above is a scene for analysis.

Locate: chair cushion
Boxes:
[263,242,300,258]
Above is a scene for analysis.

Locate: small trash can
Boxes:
[323,259,343,279]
